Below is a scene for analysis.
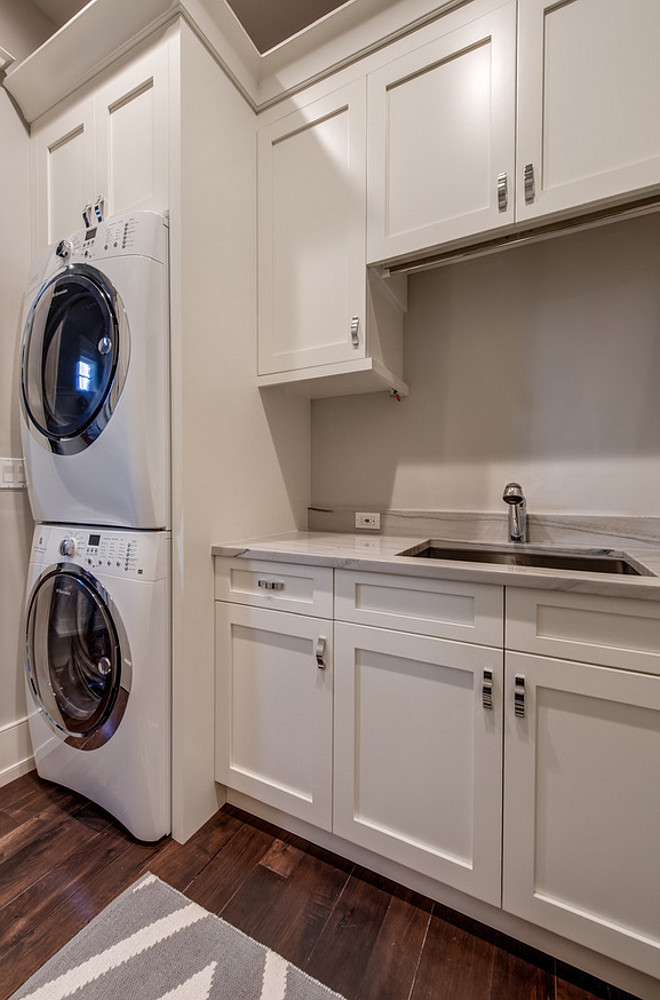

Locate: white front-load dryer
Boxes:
[20,211,169,529]
[24,523,170,841]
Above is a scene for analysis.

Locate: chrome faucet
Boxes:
[502,482,527,543]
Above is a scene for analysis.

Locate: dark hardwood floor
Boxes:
[0,771,643,1000]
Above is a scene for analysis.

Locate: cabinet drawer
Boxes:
[506,588,660,673]
[335,570,503,645]
[214,557,333,618]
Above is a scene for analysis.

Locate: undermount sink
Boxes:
[397,540,653,576]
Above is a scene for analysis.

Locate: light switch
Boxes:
[0,458,26,489]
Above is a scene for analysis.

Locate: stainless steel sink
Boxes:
[397,540,653,576]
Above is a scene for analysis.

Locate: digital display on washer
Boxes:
[85,228,97,241]
[88,533,101,546]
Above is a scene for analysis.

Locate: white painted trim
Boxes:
[0,715,35,788]
[2,0,496,122]
[3,0,180,122]
[0,46,15,73]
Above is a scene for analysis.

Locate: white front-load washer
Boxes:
[20,211,169,529]
[24,523,170,841]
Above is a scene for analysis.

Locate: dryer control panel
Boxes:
[30,525,170,583]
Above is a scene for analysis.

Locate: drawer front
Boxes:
[506,588,660,673]
[335,570,503,646]
[215,558,333,618]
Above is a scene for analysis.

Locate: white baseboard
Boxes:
[0,715,35,787]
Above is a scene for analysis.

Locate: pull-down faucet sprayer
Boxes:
[502,482,527,543]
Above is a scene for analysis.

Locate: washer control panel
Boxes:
[31,526,170,583]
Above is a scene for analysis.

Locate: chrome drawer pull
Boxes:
[315,637,327,669]
[524,163,535,203]
[482,669,494,710]
[497,171,508,212]
[514,674,526,718]
[257,579,285,591]
[350,316,360,348]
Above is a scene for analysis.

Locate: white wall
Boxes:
[0,7,43,785]
[311,212,660,518]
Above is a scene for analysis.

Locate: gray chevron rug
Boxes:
[11,873,347,1000]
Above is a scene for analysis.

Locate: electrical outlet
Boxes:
[355,511,381,530]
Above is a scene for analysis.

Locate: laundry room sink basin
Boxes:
[397,541,653,576]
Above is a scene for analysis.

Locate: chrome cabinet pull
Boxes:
[350,316,360,347]
[524,163,535,203]
[315,636,327,669]
[482,669,494,710]
[514,674,526,718]
[257,579,285,591]
[497,172,508,212]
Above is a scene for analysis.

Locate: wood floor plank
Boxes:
[185,822,274,914]
[182,806,244,861]
[358,892,433,1000]
[0,811,19,840]
[0,824,131,958]
[0,775,81,824]
[222,848,351,969]
[0,811,102,909]
[490,948,554,1000]
[0,891,93,999]
[410,909,497,1000]
[259,838,304,879]
[303,871,392,1000]
[555,982,607,1000]
[144,839,211,893]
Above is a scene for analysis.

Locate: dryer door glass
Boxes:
[22,270,120,447]
[26,568,124,743]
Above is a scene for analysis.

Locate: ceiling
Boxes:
[31,0,350,53]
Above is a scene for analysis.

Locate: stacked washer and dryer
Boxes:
[19,211,171,841]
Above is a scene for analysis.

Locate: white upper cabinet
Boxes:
[258,81,367,374]
[366,0,517,264]
[33,93,96,248]
[516,0,660,223]
[94,43,169,224]
[32,39,170,248]
[257,79,407,397]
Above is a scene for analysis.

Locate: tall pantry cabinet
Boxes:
[27,21,310,844]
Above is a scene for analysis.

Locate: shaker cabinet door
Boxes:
[504,651,660,980]
[366,1,516,263]
[215,603,333,830]
[334,622,503,904]
[258,80,367,375]
[94,41,170,220]
[33,94,96,249]
[516,0,660,223]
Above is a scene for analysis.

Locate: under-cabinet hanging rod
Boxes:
[381,193,660,278]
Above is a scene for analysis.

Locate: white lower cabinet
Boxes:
[334,621,503,904]
[503,650,660,980]
[215,563,660,983]
[215,603,333,830]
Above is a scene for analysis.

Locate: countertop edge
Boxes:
[211,533,660,601]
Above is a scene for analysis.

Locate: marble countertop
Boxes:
[212,530,660,600]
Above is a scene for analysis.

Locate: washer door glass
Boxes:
[26,568,123,742]
[22,268,121,451]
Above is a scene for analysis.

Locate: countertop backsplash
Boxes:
[307,506,660,550]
